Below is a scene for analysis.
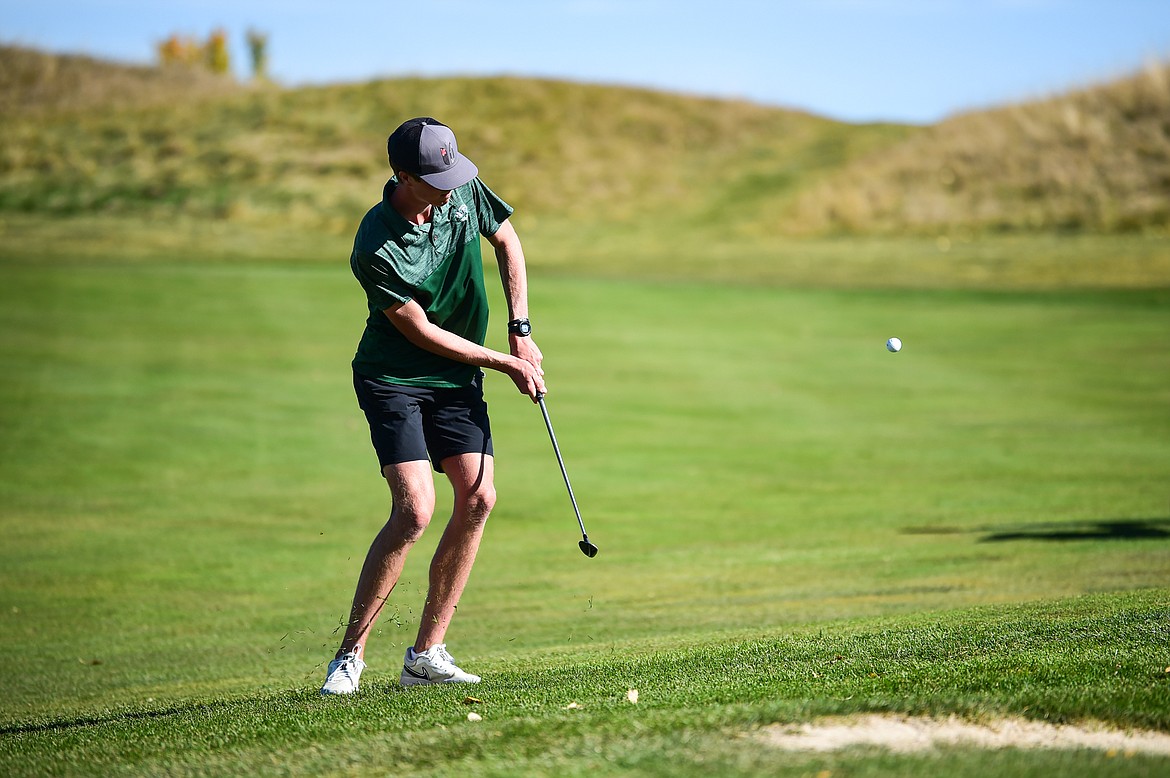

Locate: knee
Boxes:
[390,503,433,543]
[462,485,496,527]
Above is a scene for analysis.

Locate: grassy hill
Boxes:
[1,46,1169,290]
[3,46,1169,242]
[0,44,243,115]
[790,62,1170,235]
[0,45,905,235]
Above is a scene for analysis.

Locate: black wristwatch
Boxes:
[507,318,532,337]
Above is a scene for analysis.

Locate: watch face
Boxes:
[518,321,531,336]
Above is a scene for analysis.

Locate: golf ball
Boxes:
[886,337,902,353]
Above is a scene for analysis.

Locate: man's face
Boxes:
[405,173,452,207]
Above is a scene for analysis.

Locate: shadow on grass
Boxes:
[900,518,1170,543]
[0,687,331,736]
[980,519,1170,542]
[0,699,242,736]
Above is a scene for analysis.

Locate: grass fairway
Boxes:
[1,252,1168,775]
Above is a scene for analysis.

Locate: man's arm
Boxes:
[486,219,544,377]
[383,299,545,400]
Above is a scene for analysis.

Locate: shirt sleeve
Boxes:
[467,178,515,237]
[351,248,413,311]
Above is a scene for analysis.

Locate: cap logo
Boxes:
[438,143,455,167]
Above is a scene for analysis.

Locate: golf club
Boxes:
[536,393,598,558]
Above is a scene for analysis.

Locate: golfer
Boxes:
[321,117,545,694]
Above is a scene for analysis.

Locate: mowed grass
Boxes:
[1,252,1169,775]
[3,594,1168,777]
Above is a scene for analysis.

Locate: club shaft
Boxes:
[537,397,588,539]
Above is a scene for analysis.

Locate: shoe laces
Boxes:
[336,652,365,677]
[427,643,458,669]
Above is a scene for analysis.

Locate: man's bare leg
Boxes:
[414,452,495,652]
[336,459,435,659]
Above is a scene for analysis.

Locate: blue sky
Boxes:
[4,0,1169,123]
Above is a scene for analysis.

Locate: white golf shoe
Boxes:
[400,644,481,686]
[320,650,366,695]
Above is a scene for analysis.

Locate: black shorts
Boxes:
[353,371,493,474]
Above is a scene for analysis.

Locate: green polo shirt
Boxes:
[350,177,514,388]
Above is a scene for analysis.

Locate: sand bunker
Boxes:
[758,714,1170,755]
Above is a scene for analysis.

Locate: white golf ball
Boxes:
[886,337,902,353]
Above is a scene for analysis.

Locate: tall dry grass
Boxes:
[0,45,242,116]
[788,61,1170,235]
[3,45,1167,238]
[0,46,857,232]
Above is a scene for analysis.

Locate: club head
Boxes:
[579,539,598,558]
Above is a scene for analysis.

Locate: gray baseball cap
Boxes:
[386,117,479,190]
